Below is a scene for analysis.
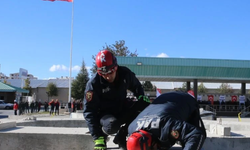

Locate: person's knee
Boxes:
[101,115,121,135]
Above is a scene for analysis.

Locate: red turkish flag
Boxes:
[208,95,214,105]
[156,88,161,97]
[188,90,195,98]
[231,95,237,102]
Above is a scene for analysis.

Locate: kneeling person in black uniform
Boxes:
[127,91,207,150]
[83,50,150,150]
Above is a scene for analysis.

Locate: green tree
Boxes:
[175,82,188,92]
[46,82,58,100]
[90,40,138,75]
[71,60,90,100]
[198,82,207,93]
[218,83,233,94]
[23,78,32,96]
[175,82,194,92]
[142,81,154,91]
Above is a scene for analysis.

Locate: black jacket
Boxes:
[83,66,144,139]
[128,91,206,150]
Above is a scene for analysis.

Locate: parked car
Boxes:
[0,100,14,109]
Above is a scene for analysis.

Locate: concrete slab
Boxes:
[0,126,181,150]
[0,121,16,130]
[1,114,250,150]
[70,112,84,119]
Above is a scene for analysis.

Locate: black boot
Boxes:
[113,126,127,150]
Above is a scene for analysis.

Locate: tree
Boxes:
[142,81,154,91]
[46,82,58,101]
[103,40,138,57]
[218,83,233,94]
[23,78,32,96]
[175,82,188,92]
[198,82,207,93]
[90,40,138,75]
[71,60,90,100]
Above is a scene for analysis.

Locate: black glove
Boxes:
[136,95,150,111]
[138,95,151,103]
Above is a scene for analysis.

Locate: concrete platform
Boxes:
[0,121,16,130]
[1,114,250,150]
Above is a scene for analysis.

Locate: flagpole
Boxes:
[68,0,74,112]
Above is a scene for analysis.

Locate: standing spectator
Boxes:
[13,100,18,115]
[30,101,34,113]
[21,101,25,114]
[18,101,24,115]
[80,100,83,110]
[38,100,42,112]
[54,99,60,115]
[34,101,38,112]
[49,99,55,115]
[72,100,76,112]
[25,100,29,113]
[44,101,48,112]
[76,100,81,110]
[74,100,78,111]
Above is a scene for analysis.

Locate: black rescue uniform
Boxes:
[83,66,145,140]
[128,91,207,150]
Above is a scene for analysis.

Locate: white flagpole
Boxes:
[68,0,74,111]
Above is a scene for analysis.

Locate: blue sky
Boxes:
[1,0,250,79]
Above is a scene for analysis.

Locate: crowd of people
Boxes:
[71,100,83,112]
[16,100,42,115]
[48,99,60,115]
[13,98,84,116]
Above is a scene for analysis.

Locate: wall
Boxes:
[31,87,69,104]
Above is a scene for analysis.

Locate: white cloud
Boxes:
[156,53,169,57]
[72,65,81,71]
[49,65,84,72]
[49,65,68,72]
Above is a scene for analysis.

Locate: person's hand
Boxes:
[94,136,106,150]
[134,95,150,111]
[138,95,151,103]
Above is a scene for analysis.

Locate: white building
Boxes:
[9,73,38,80]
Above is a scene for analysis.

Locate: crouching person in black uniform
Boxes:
[127,91,207,150]
[83,50,150,150]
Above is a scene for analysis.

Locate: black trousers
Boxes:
[14,110,17,115]
[100,99,149,136]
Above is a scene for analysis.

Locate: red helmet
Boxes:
[127,130,152,150]
[95,50,117,75]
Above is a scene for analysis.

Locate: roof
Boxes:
[116,56,250,83]
[0,79,70,88]
[0,82,29,93]
[1,79,249,90]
